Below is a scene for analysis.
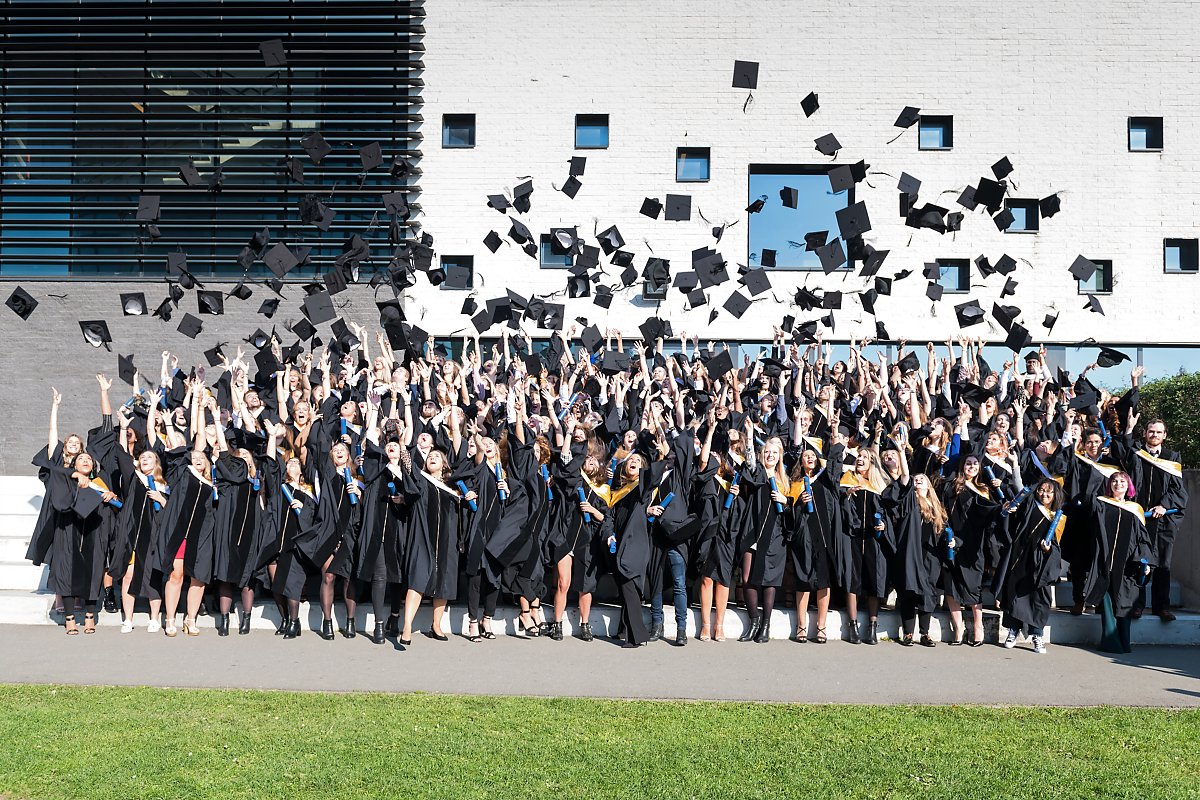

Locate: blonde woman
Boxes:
[883,444,947,647]
[737,422,794,643]
[839,447,892,644]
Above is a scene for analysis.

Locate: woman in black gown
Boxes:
[940,454,1001,646]
[789,447,841,643]
[998,478,1065,654]
[1083,471,1154,654]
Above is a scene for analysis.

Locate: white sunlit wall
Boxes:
[414,0,1200,374]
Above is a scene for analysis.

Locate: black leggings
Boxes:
[899,592,933,636]
[741,552,777,621]
[62,596,97,615]
[617,578,650,645]
[467,573,499,621]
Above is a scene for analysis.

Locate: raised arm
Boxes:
[96,373,113,418]
[48,387,61,452]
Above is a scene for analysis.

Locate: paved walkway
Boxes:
[1,624,1197,706]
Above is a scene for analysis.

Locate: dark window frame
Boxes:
[935,258,971,293]
[574,114,610,150]
[918,115,954,151]
[442,114,477,149]
[1128,116,1164,151]
[746,163,856,272]
[439,254,474,290]
[1004,199,1040,234]
[1164,238,1199,274]
[676,146,711,183]
[1078,259,1114,294]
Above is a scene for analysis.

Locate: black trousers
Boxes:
[617,578,650,645]
[466,573,499,620]
[1134,535,1175,613]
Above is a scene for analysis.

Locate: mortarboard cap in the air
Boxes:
[926,282,944,301]
[120,292,147,316]
[895,106,921,128]
[1069,255,1097,282]
[732,60,759,89]
[620,264,638,286]
[992,303,1021,331]
[579,324,603,353]
[152,298,173,322]
[323,266,349,296]
[665,194,691,221]
[958,383,994,409]
[1043,310,1060,331]
[957,185,979,211]
[382,191,408,217]
[1096,346,1131,368]
[600,350,632,375]
[79,320,112,349]
[487,193,510,213]
[742,268,771,296]
[203,344,225,368]
[780,186,799,209]
[801,91,819,117]
[705,349,734,380]
[117,353,137,385]
[804,230,828,251]
[1001,277,1018,297]
[483,230,503,253]
[561,176,582,199]
[259,39,286,67]
[859,288,879,315]
[567,276,590,298]
[746,198,765,214]
[687,288,707,308]
[197,290,224,315]
[597,225,625,253]
[230,282,253,301]
[258,298,280,318]
[876,321,890,340]
[264,243,299,277]
[828,165,854,193]
[836,201,872,239]
[1039,194,1061,218]
[974,178,1005,212]
[136,195,159,222]
[822,290,843,310]
[723,291,752,319]
[897,351,920,375]
[760,248,777,268]
[300,132,331,164]
[816,239,845,274]
[954,299,985,328]
[795,287,822,310]
[178,160,202,187]
[593,286,614,309]
[995,254,1018,275]
[359,141,382,171]
[640,197,663,219]
[5,286,37,320]
[814,133,841,157]
[993,208,1015,231]
[445,263,472,290]
[861,247,889,276]
[302,290,336,325]
[568,156,586,177]
[1004,324,1033,352]
[291,317,316,341]
[507,218,533,244]
[992,157,1014,180]
[470,310,491,334]
[176,313,202,339]
[898,172,921,195]
[284,157,304,184]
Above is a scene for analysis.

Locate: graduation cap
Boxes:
[152,298,174,322]
[1004,323,1033,352]
[816,239,846,273]
[290,317,316,341]
[486,193,510,212]
[746,198,766,214]
[954,299,985,328]
[427,267,447,287]
[323,266,349,296]
[820,312,836,332]
[974,178,1006,212]
[732,60,759,89]
[992,157,1014,180]
[283,157,304,184]
[958,383,993,409]
[780,186,799,209]
[871,277,891,297]
[120,292,147,316]
[876,321,890,340]
[593,286,614,309]
[561,176,582,199]
[264,243,299,278]
[620,264,638,285]
[992,303,1021,331]
[5,286,37,320]
[230,282,253,301]
[178,160,202,187]
[359,141,382,171]
[822,290,843,310]
[742,268,771,297]
[895,106,921,128]
[1069,255,1098,282]
[1042,310,1059,331]
[445,262,472,290]
[804,230,828,251]
[300,132,332,164]
[795,287,822,310]
[898,172,921,196]
[79,320,112,349]
[1001,277,1018,298]
[610,249,635,268]
[640,197,663,219]
[597,224,625,254]
[861,247,889,276]
[480,230,503,254]
[302,291,336,325]
[993,208,1015,231]
[580,324,604,352]
[686,288,707,308]
[705,349,734,379]
[794,320,819,343]
[828,165,854,193]
[836,201,871,239]
[897,351,920,375]
[1096,346,1131,368]
[567,276,590,298]
[117,354,137,385]
[814,133,841,156]
[907,203,948,233]
[799,90,820,116]
[176,313,202,339]
[926,282,944,301]
[759,248,777,268]
[974,255,995,278]
[470,310,492,334]
[665,194,691,221]
[197,290,224,315]
[507,218,534,244]
[259,38,286,67]
[135,194,159,222]
[723,291,752,319]
[859,288,879,315]
[995,254,1018,275]
[946,212,965,232]
[202,344,225,368]
[258,298,280,318]
[600,350,632,375]
[1039,194,1061,218]
[957,185,979,211]
[566,156,586,177]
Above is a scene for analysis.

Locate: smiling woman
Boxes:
[747,165,851,271]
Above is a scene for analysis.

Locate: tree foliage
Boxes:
[1135,372,1200,468]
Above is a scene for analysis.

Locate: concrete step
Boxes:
[1054,580,1181,608]
[0,561,47,592]
[0,537,31,562]
[3,590,1198,646]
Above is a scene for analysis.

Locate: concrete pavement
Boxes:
[0,623,1196,706]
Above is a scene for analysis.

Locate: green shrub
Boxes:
[1136,372,1200,468]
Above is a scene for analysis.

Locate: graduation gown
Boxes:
[738,464,792,588]
[790,467,840,592]
[940,481,999,605]
[400,468,463,600]
[1060,450,1122,569]
[698,468,746,587]
[331,444,407,584]
[998,502,1064,630]
[27,445,109,600]
[211,453,263,586]
[884,481,943,613]
[606,469,658,597]
[264,460,322,601]
[1082,496,1155,616]
[107,449,165,600]
[1124,445,1187,562]
[154,453,217,584]
[548,445,603,595]
[839,473,893,598]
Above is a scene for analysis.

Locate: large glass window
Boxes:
[574,114,609,149]
[747,165,852,271]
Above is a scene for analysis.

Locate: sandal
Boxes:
[83,613,97,634]
[814,627,827,644]
[791,627,808,643]
[480,616,496,640]
[713,630,726,642]
[465,619,482,643]
[65,614,79,635]
[698,629,712,642]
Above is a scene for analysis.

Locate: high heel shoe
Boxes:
[791,626,808,643]
[283,618,301,639]
[517,614,540,638]
[64,614,78,635]
[183,618,200,637]
[275,615,290,636]
[754,619,771,643]
[320,619,335,641]
[371,622,386,644]
[217,613,230,637]
[343,618,358,639]
[165,620,178,638]
[466,619,482,643]
[814,627,827,644]
[238,613,252,635]
[83,613,97,634]
[424,628,448,641]
[398,632,412,646]
[738,616,761,642]
[480,616,496,640]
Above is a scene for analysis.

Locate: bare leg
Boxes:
[795,591,809,638]
[554,556,572,623]
[846,591,859,622]
[184,579,206,623]
[972,603,985,643]
[431,599,447,635]
[946,597,964,642]
[698,577,714,639]
[148,598,161,626]
[401,589,422,641]
[163,559,185,630]
[120,570,136,623]
[714,583,730,640]
[815,588,830,634]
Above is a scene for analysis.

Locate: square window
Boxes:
[747,165,854,271]
[442,114,475,148]
[1164,238,1199,273]
[935,259,970,293]
[676,147,710,182]
[439,255,474,289]
[918,115,954,150]
[1004,199,1040,233]
[1078,259,1113,294]
[1129,117,1164,151]
[575,114,609,149]
[642,280,668,301]
[539,232,574,268]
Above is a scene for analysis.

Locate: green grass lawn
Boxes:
[0,685,1196,800]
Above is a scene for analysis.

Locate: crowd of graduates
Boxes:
[28,322,1186,655]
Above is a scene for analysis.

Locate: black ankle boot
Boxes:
[320,619,335,641]
[385,616,400,638]
[217,613,230,637]
[550,621,563,641]
[739,616,762,642]
[103,587,117,614]
[371,622,386,644]
[578,622,594,642]
[864,620,879,645]
[238,613,251,635]
[847,619,861,644]
[754,619,771,643]
[343,618,357,639]
[283,618,301,639]
[275,615,290,636]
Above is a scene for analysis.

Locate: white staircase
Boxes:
[0,476,1196,644]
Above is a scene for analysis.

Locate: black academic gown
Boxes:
[27,445,107,601]
[153,452,216,584]
[840,477,893,598]
[790,467,840,592]
[211,453,262,587]
[940,482,999,606]
[1122,442,1187,571]
[264,460,322,601]
[332,443,407,584]
[884,481,942,614]
[107,449,165,600]
[1082,496,1155,616]
[998,502,1063,631]
[1060,450,1123,570]
[400,467,464,600]
[738,463,791,588]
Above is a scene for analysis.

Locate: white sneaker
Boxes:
[1003,628,1019,649]
[1032,635,1047,654]
[120,621,134,634]
[147,620,161,634]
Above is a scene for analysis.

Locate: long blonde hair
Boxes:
[915,476,948,530]
[760,436,790,493]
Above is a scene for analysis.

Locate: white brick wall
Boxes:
[414,0,1200,344]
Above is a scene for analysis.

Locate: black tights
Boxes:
[217,582,255,616]
[740,553,776,620]
[467,573,499,621]
[899,593,932,636]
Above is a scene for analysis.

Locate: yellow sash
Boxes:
[1075,451,1120,481]
[584,475,640,508]
[839,471,885,495]
[802,436,825,455]
[965,480,992,500]
[1035,502,1067,542]
[1136,449,1183,478]
[1097,494,1146,519]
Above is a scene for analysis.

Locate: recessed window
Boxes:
[1129,117,1163,151]
[539,232,574,268]
[1078,259,1113,294]
[676,147,710,182]
[442,114,476,148]
[575,114,609,149]
[918,115,953,150]
[1164,238,1199,273]
[935,259,970,293]
[439,255,474,290]
[747,164,853,271]
[1004,199,1040,233]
